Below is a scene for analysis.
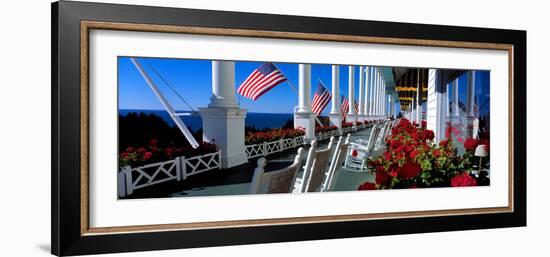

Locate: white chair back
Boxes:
[298,137,336,193]
[249,148,305,194]
[375,121,391,150]
[322,134,351,192]
[344,125,381,171]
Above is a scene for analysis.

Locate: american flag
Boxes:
[237,62,287,100]
[311,82,331,115]
[341,95,349,120]
[354,99,359,113]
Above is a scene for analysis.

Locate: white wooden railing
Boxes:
[342,126,353,134]
[245,136,305,158]
[118,150,222,197]
[315,129,339,141]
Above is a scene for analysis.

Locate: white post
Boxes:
[380,78,383,118]
[347,66,356,123]
[358,66,365,120]
[364,67,370,119]
[466,71,476,117]
[124,166,133,196]
[294,64,316,140]
[199,60,247,168]
[411,94,418,122]
[389,95,395,118]
[445,83,450,117]
[452,79,459,116]
[368,67,374,119]
[372,68,380,119]
[379,72,383,118]
[416,69,422,123]
[210,61,238,108]
[329,65,342,132]
[384,81,387,117]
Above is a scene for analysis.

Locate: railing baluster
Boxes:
[124,166,133,195]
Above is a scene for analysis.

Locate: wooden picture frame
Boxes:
[52,1,526,255]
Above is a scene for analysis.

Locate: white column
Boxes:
[378,72,384,118]
[416,69,422,123]
[380,73,384,117]
[364,67,370,118]
[411,94,416,122]
[200,60,247,168]
[347,66,356,124]
[296,64,312,113]
[329,65,342,131]
[452,79,459,116]
[294,64,315,140]
[390,96,395,118]
[445,83,450,117]
[382,80,386,117]
[466,71,476,117]
[209,61,238,108]
[368,67,375,119]
[372,68,380,119]
[348,66,355,115]
[358,66,365,119]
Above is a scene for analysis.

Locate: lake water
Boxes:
[119,109,294,132]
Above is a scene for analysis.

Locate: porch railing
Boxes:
[118,150,222,197]
[245,136,305,158]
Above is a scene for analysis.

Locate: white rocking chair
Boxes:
[249,147,305,194]
[321,134,351,192]
[374,121,392,150]
[344,125,381,171]
[293,137,337,193]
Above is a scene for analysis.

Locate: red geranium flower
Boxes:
[148,139,158,146]
[137,147,147,154]
[358,182,377,190]
[375,171,393,186]
[143,151,153,161]
[451,172,478,187]
[398,162,422,179]
[425,130,434,141]
[126,146,135,153]
[463,138,478,151]
[410,149,420,159]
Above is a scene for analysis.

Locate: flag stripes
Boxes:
[237,62,287,100]
[341,95,349,120]
[311,82,331,115]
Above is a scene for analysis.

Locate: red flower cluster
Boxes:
[357,182,377,190]
[463,138,490,152]
[314,125,338,133]
[360,118,479,190]
[245,128,306,145]
[119,139,218,168]
[342,122,354,128]
[451,172,478,187]
[398,162,422,179]
[356,121,372,126]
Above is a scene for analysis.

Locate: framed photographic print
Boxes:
[52,1,526,256]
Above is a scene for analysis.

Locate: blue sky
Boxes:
[118,57,490,116]
[118,57,362,115]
